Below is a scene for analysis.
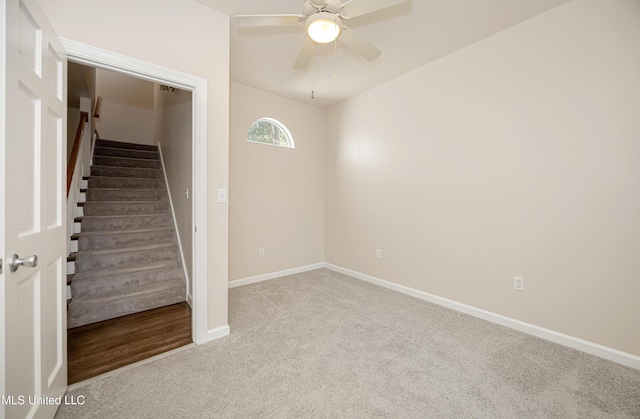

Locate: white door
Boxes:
[1,0,67,417]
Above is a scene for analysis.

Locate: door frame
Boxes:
[0,0,7,403]
[62,39,209,344]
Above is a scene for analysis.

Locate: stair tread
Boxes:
[78,227,174,237]
[95,144,158,151]
[94,148,159,160]
[70,260,181,280]
[76,241,176,256]
[69,278,184,304]
[93,155,160,163]
[96,139,158,149]
[68,281,185,327]
[86,187,164,192]
[89,175,166,181]
[91,165,162,171]
[83,200,169,204]
[80,213,171,219]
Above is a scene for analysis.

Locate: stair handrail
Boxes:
[67,112,89,196]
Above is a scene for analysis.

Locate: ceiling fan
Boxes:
[235,0,410,70]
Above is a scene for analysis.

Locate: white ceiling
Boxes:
[196,0,570,108]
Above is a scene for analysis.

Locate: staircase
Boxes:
[67,139,186,329]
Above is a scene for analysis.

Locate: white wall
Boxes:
[154,85,193,299]
[39,0,230,332]
[326,0,640,357]
[230,82,325,280]
[95,69,154,145]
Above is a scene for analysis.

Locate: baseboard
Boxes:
[325,263,640,371]
[198,324,230,345]
[228,263,326,288]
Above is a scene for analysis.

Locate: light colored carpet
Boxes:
[55,268,640,418]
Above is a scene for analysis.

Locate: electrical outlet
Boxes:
[259,247,264,257]
[376,249,382,259]
[513,276,524,291]
[217,188,227,203]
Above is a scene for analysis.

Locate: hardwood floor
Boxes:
[67,302,192,384]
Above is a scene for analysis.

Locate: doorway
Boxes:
[63,39,210,379]
[66,63,197,381]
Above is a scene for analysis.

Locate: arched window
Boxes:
[247,117,294,149]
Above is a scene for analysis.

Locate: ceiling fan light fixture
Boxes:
[306,13,343,44]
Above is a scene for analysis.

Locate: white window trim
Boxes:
[247,117,295,149]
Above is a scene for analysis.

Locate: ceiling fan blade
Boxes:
[293,37,315,70]
[340,0,410,19]
[235,14,305,27]
[339,27,382,61]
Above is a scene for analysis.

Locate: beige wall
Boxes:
[154,85,193,299]
[229,82,325,280]
[326,0,640,357]
[67,62,96,161]
[38,0,230,331]
[95,69,154,145]
[66,107,81,161]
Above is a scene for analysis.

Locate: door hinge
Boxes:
[0,258,3,274]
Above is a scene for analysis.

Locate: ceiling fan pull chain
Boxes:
[334,35,338,79]
[311,45,316,99]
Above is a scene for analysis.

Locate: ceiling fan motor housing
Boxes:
[304,0,343,16]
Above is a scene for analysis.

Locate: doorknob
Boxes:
[8,254,38,272]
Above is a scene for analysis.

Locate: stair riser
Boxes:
[94,146,159,160]
[83,201,170,216]
[88,177,166,189]
[71,264,183,297]
[78,229,176,251]
[87,189,168,202]
[91,166,163,179]
[74,247,180,273]
[93,155,162,169]
[80,215,173,232]
[67,281,185,328]
[95,139,158,152]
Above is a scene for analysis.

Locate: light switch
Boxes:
[217,189,227,203]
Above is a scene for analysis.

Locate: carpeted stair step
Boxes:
[83,200,170,216]
[74,242,180,273]
[95,139,158,151]
[94,146,159,160]
[87,188,168,202]
[88,176,166,190]
[90,165,163,179]
[79,214,173,232]
[70,260,184,298]
[67,278,185,328]
[77,227,176,251]
[93,155,162,169]
[68,138,186,328]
